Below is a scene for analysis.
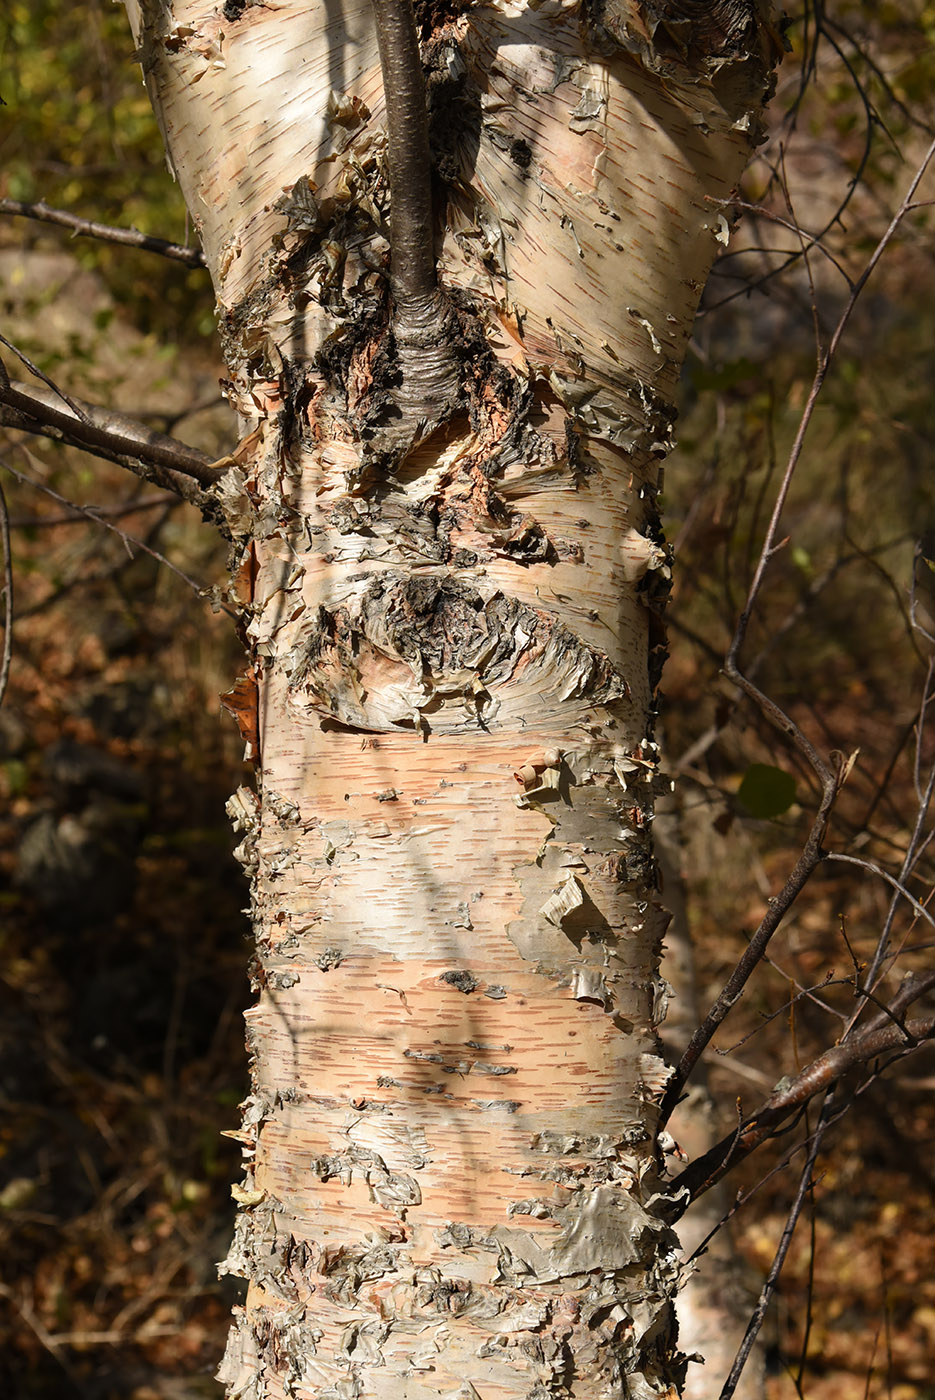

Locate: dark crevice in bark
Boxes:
[411,0,474,39]
[590,0,788,121]
[636,477,671,696]
[423,32,483,193]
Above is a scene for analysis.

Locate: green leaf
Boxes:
[738,764,797,820]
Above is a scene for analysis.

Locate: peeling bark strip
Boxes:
[287,573,630,734]
[122,0,782,1395]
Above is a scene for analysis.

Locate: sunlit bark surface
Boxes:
[124,1,781,1394]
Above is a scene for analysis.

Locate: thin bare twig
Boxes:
[659,776,839,1126]
[824,852,935,932]
[835,697,935,1034]
[706,5,892,317]
[662,138,935,1123]
[858,780,935,1008]
[727,134,935,688]
[715,196,852,285]
[668,1013,935,1212]
[0,1282,89,1394]
[0,331,92,423]
[0,455,217,604]
[794,1173,819,1394]
[717,969,842,1055]
[718,1093,835,1400]
[13,502,175,622]
[0,368,221,492]
[0,198,206,267]
[679,1093,856,1270]
[9,492,170,528]
[865,969,935,1030]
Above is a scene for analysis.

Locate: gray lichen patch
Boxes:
[439,968,479,993]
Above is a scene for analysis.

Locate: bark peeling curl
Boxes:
[287,572,631,735]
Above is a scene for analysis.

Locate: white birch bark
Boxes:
[122,2,784,1395]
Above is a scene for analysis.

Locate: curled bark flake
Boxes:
[592,0,788,129]
[286,573,629,734]
[221,668,260,757]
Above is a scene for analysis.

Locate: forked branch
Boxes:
[667,1007,935,1217]
[0,365,224,516]
[662,134,935,1126]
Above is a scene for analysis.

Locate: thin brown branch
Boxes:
[659,772,840,1126]
[0,198,206,267]
[715,196,852,285]
[0,454,221,606]
[727,134,935,690]
[662,138,935,1125]
[838,718,935,1032]
[680,1095,855,1269]
[718,1093,835,1400]
[0,408,214,514]
[825,852,935,932]
[9,493,170,528]
[867,969,935,1030]
[0,331,92,423]
[0,370,227,526]
[667,1015,935,1214]
[705,9,894,317]
[0,370,220,486]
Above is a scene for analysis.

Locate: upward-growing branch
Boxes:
[369,0,460,441]
[369,0,438,318]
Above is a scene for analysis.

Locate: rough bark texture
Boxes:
[123,1,782,1395]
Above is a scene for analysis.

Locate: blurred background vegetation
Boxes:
[0,2,933,1398]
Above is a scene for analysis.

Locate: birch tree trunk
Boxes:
[122,3,783,1395]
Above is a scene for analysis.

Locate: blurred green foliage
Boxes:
[738,763,798,820]
[0,0,215,342]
